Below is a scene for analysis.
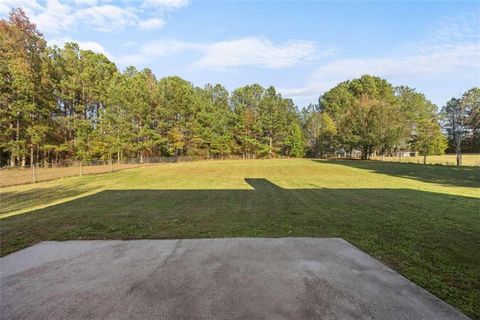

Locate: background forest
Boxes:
[1,9,479,167]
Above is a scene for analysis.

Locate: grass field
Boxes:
[1,159,479,318]
[371,153,480,166]
[0,162,146,187]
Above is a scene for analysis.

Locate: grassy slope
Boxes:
[1,159,479,318]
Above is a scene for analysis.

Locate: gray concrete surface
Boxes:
[0,238,470,320]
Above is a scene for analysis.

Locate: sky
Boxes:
[1,0,479,109]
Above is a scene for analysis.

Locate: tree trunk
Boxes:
[362,147,368,160]
[32,162,36,184]
[30,147,36,183]
[423,154,427,165]
[455,131,462,166]
[15,118,21,166]
[269,137,272,159]
[456,143,462,167]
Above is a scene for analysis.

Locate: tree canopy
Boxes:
[0,9,305,165]
[301,75,450,160]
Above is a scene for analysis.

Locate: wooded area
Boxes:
[1,9,479,167]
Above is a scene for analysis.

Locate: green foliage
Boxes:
[413,118,447,153]
[308,75,448,161]
[302,105,337,157]
[284,122,304,157]
[441,89,480,165]
[318,75,407,159]
[320,75,396,121]
[230,84,300,158]
[0,9,307,165]
[0,8,52,165]
[442,87,480,156]
[195,84,234,157]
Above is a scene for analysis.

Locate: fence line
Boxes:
[2,154,478,188]
[369,154,480,167]
[0,156,244,188]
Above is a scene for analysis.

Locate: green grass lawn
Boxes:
[371,153,480,166]
[1,159,479,318]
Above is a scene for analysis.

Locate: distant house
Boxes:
[395,150,418,157]
[336,149,347,157]
[336,149,419,159]
[336,149,362,158]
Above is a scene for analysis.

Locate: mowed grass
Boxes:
[371,153,480,166]
[1,159,479,318]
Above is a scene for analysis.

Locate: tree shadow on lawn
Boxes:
[1,178,479,317]
[319,159,480,188]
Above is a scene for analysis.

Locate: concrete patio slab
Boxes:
[0,238,470,319]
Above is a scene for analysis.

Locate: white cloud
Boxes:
[0,0,190,33]
[138,18,166,30]
[426,12,480,46]
[138,37,320,70]
[279,14,480,101]
[76,40,108,54]
[142,0,189,9]
[195,37,317,69]
[0,0,42,15]
[280,42,480,99]
[49,37,152,68]
[72,0,98,6]
[75,5,136,32]
[320,44,478,78]
[50,37,108,55]
[2,1,133,33]
[31,0,75,33]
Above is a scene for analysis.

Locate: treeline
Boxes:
[1,9,479,167]
[0,9,303,167]
[302,77,479,165]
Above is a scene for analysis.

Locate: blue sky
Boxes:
[1,0,479,108]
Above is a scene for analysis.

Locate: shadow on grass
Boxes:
[0,182,103,215]
[319,159,480,188]
[1,178,479,317]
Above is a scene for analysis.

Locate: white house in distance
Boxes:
[335,149,418,158]
[395,150,418,157]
